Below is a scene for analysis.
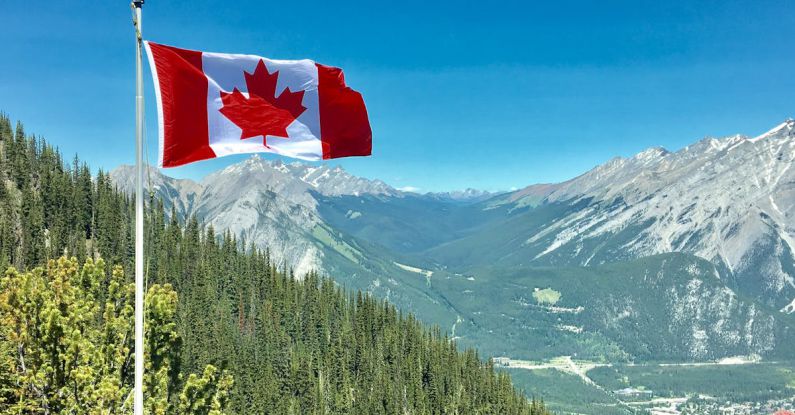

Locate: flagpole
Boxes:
[132,1,145,415]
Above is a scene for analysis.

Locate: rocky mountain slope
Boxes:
[111,157,471,338]
[111,119,795,363]
[440,119,795,312]
[112,156,398,275]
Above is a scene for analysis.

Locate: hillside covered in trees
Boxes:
[0,113,551,414]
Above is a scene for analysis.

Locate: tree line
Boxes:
[0,113,552,414]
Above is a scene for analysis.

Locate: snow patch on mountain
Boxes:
[781,297,795,314]
[750,118,795,142]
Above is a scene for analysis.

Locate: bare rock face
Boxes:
[110,155,398,277]
[501,120,795,310]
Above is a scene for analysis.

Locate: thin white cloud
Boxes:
[398,186,422,193]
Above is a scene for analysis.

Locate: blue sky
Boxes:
[1,0,793,192]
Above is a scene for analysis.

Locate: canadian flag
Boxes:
[144,42,372,167]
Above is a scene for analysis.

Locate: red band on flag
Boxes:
[316,64,372,160]
[146,42,215,167]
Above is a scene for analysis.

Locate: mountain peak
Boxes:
[633,146,670,161]
[211,155,398,197]
[750,118,795,142]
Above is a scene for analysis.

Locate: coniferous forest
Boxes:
[0,113,551,414]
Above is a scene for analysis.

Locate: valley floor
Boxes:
[496,357,795,415]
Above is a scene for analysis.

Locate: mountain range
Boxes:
[111,119,795,364]
[441,119,795,312]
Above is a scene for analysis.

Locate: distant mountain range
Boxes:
[442,119,795,312]
[424,188,502,203]
[111,119,795,364]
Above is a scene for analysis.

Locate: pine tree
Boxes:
[0,116,553,415]
[0,257,233,414]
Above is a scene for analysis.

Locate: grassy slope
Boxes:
[503,369,633,415]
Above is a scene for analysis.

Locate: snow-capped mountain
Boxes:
[424,188,501,203]
[110,120,795,363]
[487,119,795,311]
[269,159,398,197]
[111,155,401,275]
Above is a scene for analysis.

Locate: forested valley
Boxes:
[0,113,551,414]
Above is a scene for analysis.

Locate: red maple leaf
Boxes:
[219,60,306,145]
